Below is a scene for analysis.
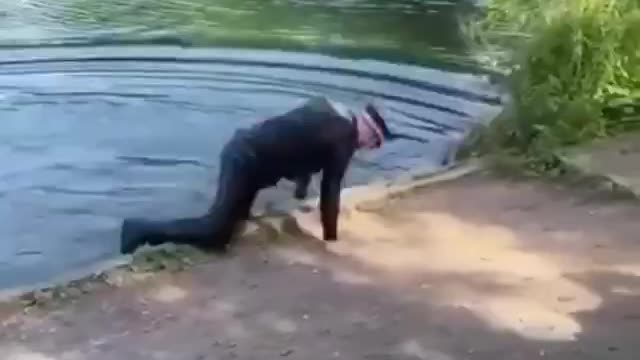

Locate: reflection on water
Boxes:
[1,0,479,69]
[0,0,501,290]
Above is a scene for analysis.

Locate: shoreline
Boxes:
[0,160,481,306]
[4,127,638,308]
[3,156,639,360]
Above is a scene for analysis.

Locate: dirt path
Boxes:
[2,172,640,360]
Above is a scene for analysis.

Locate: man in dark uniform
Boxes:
[120,96,394,254]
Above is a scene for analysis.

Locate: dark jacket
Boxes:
[230,96,358,240]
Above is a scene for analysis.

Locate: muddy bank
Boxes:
[2,168,640,360]
[0,161,480,305]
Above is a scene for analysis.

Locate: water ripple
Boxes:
[0,46,501,290]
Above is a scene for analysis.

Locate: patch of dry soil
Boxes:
[2,173,640,360]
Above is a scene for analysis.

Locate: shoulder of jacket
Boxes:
[326,99,353,120]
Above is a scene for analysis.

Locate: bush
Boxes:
[465,0,640,170]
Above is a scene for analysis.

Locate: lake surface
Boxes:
[0,0,502,290]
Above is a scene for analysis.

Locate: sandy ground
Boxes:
[2,172,640,360]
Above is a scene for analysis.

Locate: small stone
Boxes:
[241,222,261,237]
[105,271,126,287]
[557,296,575,303]
[181,256,194,265]
[80,282,95,294]
[262,217,287,234]
[93,339,115,353]
[356,198,387,212]
[539,349,545,356]
[66,287,83,298]
[608,346,619,352]
[303,314,310,320]
[35,290,54,303]
[91,338,107,346]
[20,297,37,307]
[280,349,294,357]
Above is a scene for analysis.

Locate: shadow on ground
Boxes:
[2,173,639,360]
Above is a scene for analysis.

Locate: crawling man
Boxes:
[120,96,394,254]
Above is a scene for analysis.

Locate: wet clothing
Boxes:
[120,96,373,254]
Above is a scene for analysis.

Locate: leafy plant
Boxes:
[464,0,640,172]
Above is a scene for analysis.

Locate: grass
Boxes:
[463,0,640,174]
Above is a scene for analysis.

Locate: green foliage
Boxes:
[464,0,640,172]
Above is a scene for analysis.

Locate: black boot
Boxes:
[121,216,230,254]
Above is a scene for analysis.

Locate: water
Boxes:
[0,0,502,290]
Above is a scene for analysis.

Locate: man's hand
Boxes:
[293,205,340,242]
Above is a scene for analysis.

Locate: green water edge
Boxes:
[4,216,297,310]
[1,0,498,75]
[9,245,214,312]
[2,159,483,310]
